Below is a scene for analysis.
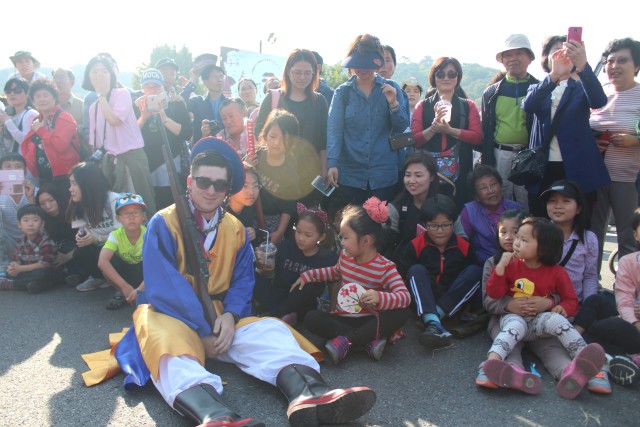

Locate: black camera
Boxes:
[30,134,43,145]
[206,120,223,135]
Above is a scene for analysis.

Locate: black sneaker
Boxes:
[26,280,50,294]
[609,355,640,386]
[419,321,452,350]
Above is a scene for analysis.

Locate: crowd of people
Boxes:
[1,31,639,426]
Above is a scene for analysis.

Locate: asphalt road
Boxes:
[0,229,637,427]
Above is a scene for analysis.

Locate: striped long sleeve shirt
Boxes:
[300,250,411,316]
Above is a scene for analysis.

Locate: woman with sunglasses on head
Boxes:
[589,38,640,268]
[411,57,482,207]
[0,78,38,156]
[66,162,122,292]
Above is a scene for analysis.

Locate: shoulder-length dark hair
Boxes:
[28,79,59,105]
[426,57,468,99]
[66,162,111,227]
[519,217,563,266]
[601,37,640,75]
[394,152,439,204]
[82,55,117,92]
[280,49,318,102]
[258,109,300,153]
[36,183,69,219]
[541,35,567,73]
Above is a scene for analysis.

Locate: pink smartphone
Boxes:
[567,27,582,43]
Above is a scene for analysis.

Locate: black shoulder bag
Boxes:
[509,98,568,186]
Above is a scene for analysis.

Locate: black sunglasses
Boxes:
[5,87,25,95]
[435,70,459,80]
[192,176,229,193]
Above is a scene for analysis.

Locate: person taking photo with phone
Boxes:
[135,68,192,210]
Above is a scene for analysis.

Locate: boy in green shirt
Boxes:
[97,193,146,310]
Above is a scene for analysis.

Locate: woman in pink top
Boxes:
[589,38,640,265]
[83,55,156,215]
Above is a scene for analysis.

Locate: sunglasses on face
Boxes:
[435,70,459,80]
[5,88,24,95]
[192,176,229,192]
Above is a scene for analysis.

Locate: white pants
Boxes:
[494,148,529,210]
[152,318,319,408]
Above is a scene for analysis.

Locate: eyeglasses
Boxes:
[118,211,145,218]
[425,223,453,231]
[435,70,459,80]
[193,176,229,192]
[604,56,631,67]
[290,69,314,78]
[5,88,24,95]
[242,183,262,191]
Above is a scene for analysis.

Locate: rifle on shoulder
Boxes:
[158,117,218,331]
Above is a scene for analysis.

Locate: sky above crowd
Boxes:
[3,0,638,81]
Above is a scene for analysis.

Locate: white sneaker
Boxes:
[75,277,105,292]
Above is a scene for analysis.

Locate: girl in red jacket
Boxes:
[482,217,605,399]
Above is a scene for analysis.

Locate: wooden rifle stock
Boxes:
[157,117,218,331]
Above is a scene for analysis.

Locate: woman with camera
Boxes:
[83,55,156,215]
[0,78,38,157]
[22,80,80,189]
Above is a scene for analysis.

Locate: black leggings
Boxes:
[573,292,640,355]
[73,244,103,278]
[253,276,324,320]
[304,308,410,346]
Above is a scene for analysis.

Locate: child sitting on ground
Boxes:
[482,217,605,399]
[0,153,36,242]
[400,195,483,350]
[294,197,411,363]
[97,193,146,310]
[0,204,59,293]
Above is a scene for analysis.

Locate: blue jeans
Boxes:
[407,264,482,317]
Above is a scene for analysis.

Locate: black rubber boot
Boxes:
[173,383,265,427]
[276,364,376,426]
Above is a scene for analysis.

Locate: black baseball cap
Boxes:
[155,58,179,71]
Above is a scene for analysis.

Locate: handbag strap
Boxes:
[559,239,579,267]
[539,94,570,150]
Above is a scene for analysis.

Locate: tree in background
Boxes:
[132,44,193,89]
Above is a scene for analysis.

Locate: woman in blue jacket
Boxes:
[326,34,409,215]
[522,36,610,217]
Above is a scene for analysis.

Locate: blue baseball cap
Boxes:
[115,193,147,213]
[140,68,164,87]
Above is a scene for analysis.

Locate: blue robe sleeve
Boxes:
[222,229,255,317]
[143,213,212,337]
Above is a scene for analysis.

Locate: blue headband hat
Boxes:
[190,137,245,195]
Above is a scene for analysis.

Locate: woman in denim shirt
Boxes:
[327,34,409,214]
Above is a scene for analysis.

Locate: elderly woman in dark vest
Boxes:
[411,57,482,207]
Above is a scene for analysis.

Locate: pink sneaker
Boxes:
[557,343,606,399]
[325,336,351,365]
[482,359,541,395]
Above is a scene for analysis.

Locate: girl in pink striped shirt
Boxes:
[292,197,411,364]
